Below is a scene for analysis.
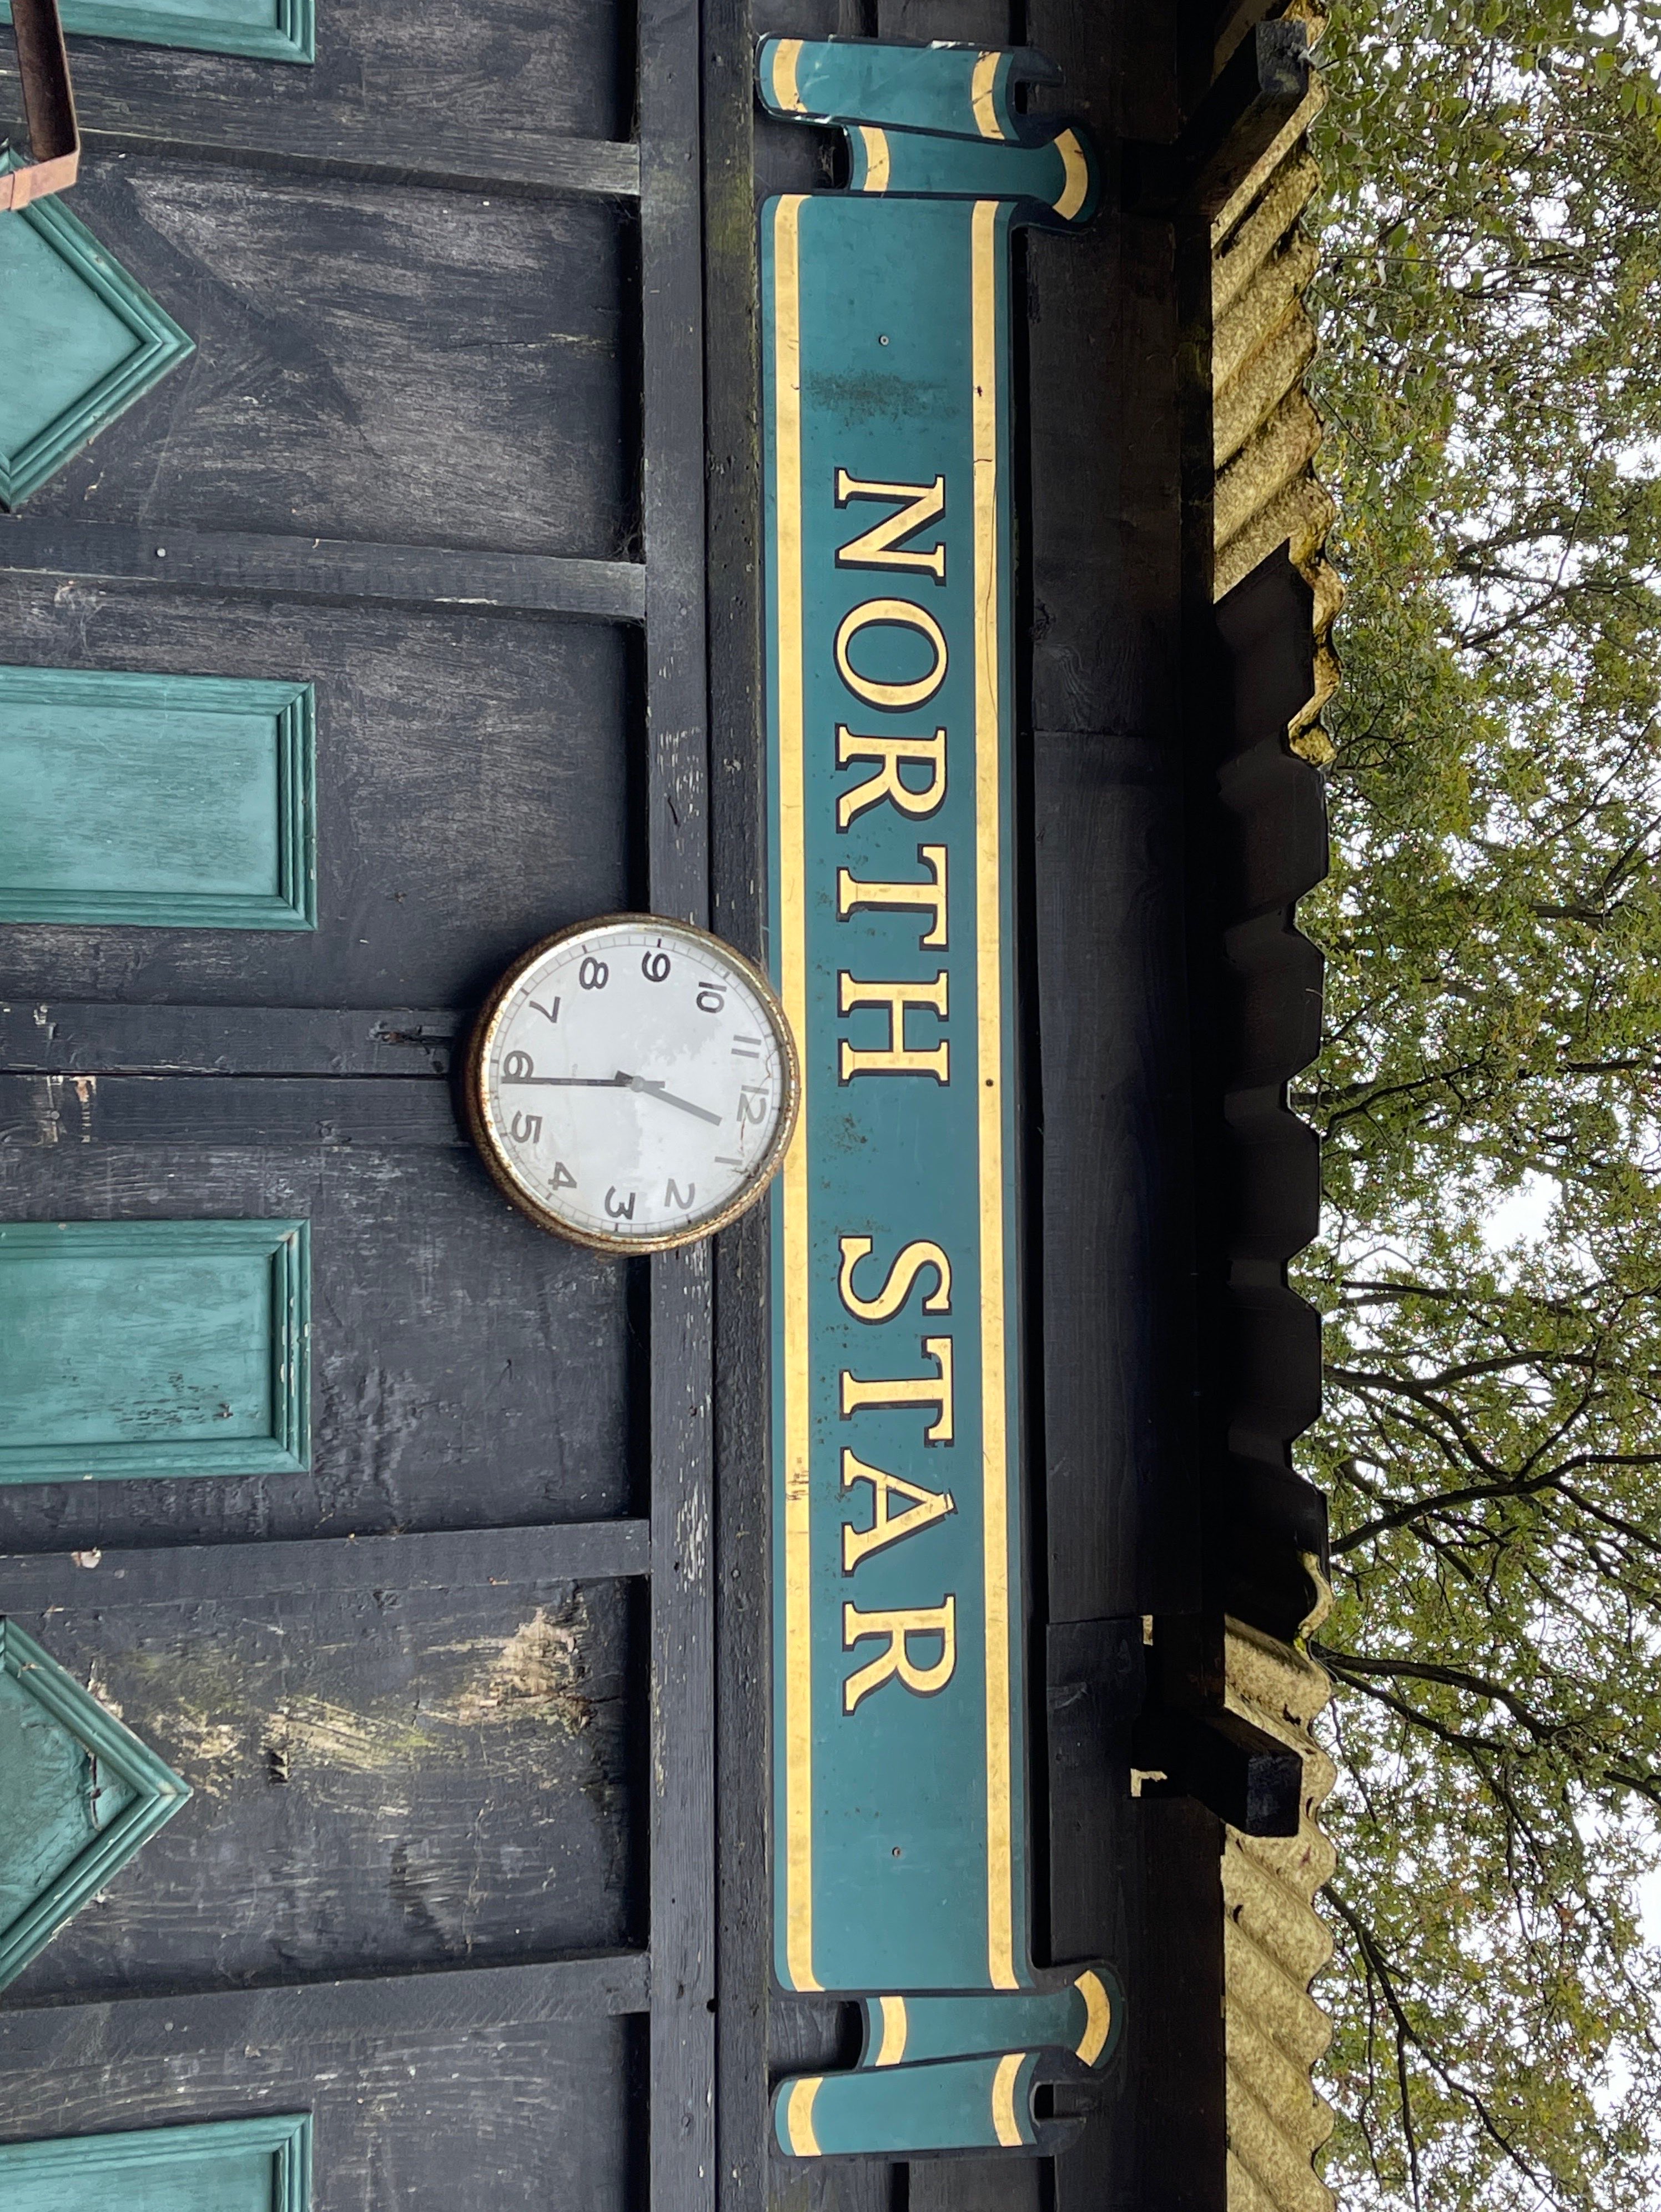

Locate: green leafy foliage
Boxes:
[1303,4,1661,2203]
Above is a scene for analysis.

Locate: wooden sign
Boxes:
[761,38,1119,2159]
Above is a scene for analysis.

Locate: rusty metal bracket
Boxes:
[2,0,79,210]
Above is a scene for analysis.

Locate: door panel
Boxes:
[0,582,631,1006]
[16,162,632,556]
[0,2115,313,2212]
[0,0,706,2198]
[0,1617,190,1992]
[0,1218,307,1484]
[1,1558,638,1999]
[0,2004,642,2212]
[34,0,631,150]
[0,170,194,510]
[0,668,315,929]
[0,1142,631,1549]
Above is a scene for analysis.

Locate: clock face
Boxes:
[466,916,801,1251]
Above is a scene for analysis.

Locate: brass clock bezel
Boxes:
[462,912,802,1254]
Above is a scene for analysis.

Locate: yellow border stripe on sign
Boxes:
[774,195,819,1994]
[970,51,1002,139]
[1075,1969,1112,2065]
[991,2052,1025,2146]
[786,2076,823,2157]
[772,38,805,114]
[972,196,1017,1992]
[1054,129,1090,222]
[855,125,891,194]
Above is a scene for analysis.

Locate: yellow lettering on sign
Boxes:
[835,727,947,830]
[842,1597,958,1710]
[838,972,949,1082]
[837,843,948,947]
[835,599,949,710]
[841,1449,956,1571]
[840,1335,954,1442]
[834,470,947,582]
[837,1235,952,1321]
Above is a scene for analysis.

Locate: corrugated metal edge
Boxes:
[1208,13,1338,2208]
[1223,1583,1337,2212]
[1212,3,1338,768]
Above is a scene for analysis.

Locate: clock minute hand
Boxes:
[499,1074,631,1087]
[618,1071,723,1128]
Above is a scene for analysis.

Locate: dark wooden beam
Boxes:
[77,122,640,201]
[0,520,645,622]
[640,0,717,2202]
[0,1953,652,2067]
[0,1072,464,1147]
[0,51,640,199]
[0,1005,462,1079]
[1133,1705,1304,1838]
[0,1520,651,1608]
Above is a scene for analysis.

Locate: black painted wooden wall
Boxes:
[0,2,713,2204]
[1,3,1312,2208]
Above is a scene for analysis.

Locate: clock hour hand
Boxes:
[617,1071,723,1127]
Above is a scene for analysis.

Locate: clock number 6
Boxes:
[579,957,610,991]
[641,950,671,983]
[503,1049,534,1080]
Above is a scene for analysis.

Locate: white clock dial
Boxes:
[466,916,800,1251]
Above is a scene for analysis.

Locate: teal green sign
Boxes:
[762,37,1119,2158]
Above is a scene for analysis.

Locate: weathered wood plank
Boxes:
[646,1244,716,2206]
[0,1072,464,1146]
[0,1518,650,1608]
[0,0,631,169]
[0,2011,643,2212]
[640,0,716,2201]
[0,519,645,620]
[1023,2,1205,1598]
[2,1574,640,1998]
[76,122,641,202]
[703,0,775,2202]
[0,1143,632,1551]
[0,34,638,194]
[0,1954,651,2057]
[14,155,632,561]
[0,580,631,1012]
[875,0,1004,37]
[0,4,652,2201]
[0,1004,461,1077]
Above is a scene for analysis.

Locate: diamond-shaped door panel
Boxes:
[0,151,194,510]
[0,1620,190,1992]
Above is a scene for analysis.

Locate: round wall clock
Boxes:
[464,914,801,1253]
